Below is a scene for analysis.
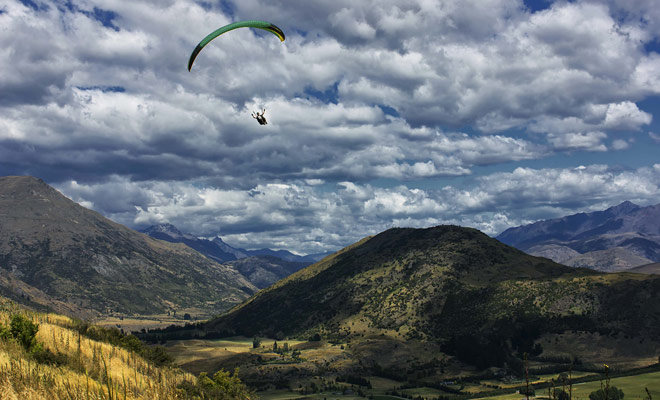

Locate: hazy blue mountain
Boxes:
[496,201,660,271]
[244,248,332,263]
[141,224,241,262]
[141,224,332,264]
[140,224,332,288]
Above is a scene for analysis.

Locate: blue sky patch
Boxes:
[57,2,120,31]
[303,82,339,104]
[19,0,49,12]
[378,104,399,118]
[645,39,660,54]
[218,0,234,17]
[523,0,552,13]
[77,86,126,93]
[89,7,120,31]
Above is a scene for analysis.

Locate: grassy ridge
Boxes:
[0,298,253,399]
[0,299,193,399]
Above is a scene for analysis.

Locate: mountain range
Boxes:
[140,223,329,264]
[0,176,256,319]
[140,223,328,289]
[496,201,660,271]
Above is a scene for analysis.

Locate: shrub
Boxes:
[9,313,40,352]
[179,368,254,399]
[589,387,625,400]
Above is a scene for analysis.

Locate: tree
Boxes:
[589,387,624,400]
[9,313,40,352]
[273,341,278,352]
[554,389,570,400]
[191,368,253,399]
[252,336,261,349]
[183,313,192,321]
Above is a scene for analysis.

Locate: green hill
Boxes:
[162,225,660,371]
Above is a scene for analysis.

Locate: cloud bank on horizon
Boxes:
[1,0,660,254]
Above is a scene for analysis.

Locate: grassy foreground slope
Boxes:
[0,297,252,399]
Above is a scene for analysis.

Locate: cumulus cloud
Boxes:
[611,139,630,150]
[55,164,660,254]
[547,131,608,152]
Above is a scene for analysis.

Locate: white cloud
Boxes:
[611,139,630,150]
[547,131,608,152]
[603,102,653,130]
[3,0,660,254]
[55,164,660,253]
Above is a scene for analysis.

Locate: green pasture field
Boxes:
[482,370,660,400]
[569,370,659,399]
[257,391,368,400]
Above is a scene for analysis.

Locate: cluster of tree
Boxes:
[178,368,254,400]
[336,375,372,388]
[372,363,407,382]
[442,333,512,370]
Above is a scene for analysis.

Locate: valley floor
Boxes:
[162,335,660,400]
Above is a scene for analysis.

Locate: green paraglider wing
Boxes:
[188,20,285,71]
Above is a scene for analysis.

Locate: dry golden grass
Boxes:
[0,302,196,400]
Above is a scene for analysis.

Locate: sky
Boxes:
[1,0,660,255]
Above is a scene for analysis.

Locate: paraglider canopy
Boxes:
[188,20,285,71]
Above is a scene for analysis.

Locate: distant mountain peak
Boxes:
[140,223,196,241]
[606,200,639,215]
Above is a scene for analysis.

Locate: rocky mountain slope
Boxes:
[0,176,256,319]
[496,201,660,271]
[225,255,309,289]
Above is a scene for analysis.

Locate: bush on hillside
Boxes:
[179,368,254,399]
[6,313,40,352]
[589,387,625,400]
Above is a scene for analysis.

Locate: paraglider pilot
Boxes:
[252,109,268,125]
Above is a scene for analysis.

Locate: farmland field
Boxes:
[484,370,660,399]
